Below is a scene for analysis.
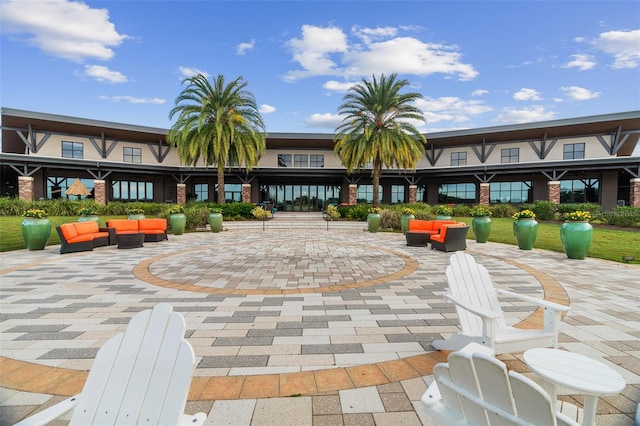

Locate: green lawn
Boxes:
[1,216,639,264]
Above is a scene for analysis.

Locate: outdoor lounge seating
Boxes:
[405,219,457,246]
[15,303,207,426]
[421,342,579,426]
[432,252,570,354]
[430,223,469,252]
[107,218,168,242]
[56,222,114,254]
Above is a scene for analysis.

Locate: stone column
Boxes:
[93,180,106,205]
[242,183,252,203]
[479,183,490,206]
[547,181,560,204]
[176,183,186,205]
[348,184,357,205]
[18,176,34,201]
[630,178,640,208]
[408,185,417,204]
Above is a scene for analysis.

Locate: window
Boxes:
[62,141,83,159]
[46,177,94,199]
[560,179,599,203]
[278,154,291,167]
[438,183,476,204]
[391,185,405,203]
[294,154,308,167]
[490,181,532,204]
[417,185,428,203]
[220,183,242,203]
[563,143,585,160]
[123,147,142,163]
[501,148,519,163]
[194,183,208,202]
[357,184,383,204]
[451,152,467,166]
[112,180,153,201]
[310,154,324,167]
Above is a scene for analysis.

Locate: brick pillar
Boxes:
[348,184,357,205]
[408,185,417,204]
[630,178,640,208]
[18,176,34,201]
[547,181,560,204]
[177,183,186,205]
[242,183,252,203]
[93,180,106,205]
[479,183,490,206]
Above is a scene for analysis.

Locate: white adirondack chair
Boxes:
[15,303,207,426]
[432,252,570,354]
[422,343,580,426]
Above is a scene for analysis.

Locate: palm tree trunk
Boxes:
[372,159,381,208]
[217,167,225,204]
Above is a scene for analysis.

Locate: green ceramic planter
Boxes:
[128,214,145,220]
[209,213,223,233]
[169,213,186,235]
[435,215,452,220]
[78,215,100,226]
[560,221,593,259]
[21,218,52,251]
[472,216,492,243]
[367,213,381,233]
[400,214,415,235]
[513,218,538,250]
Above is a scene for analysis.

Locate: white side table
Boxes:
[524,348,625,426]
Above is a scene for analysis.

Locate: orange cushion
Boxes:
[59,224,78,241]
[408,220,436,232]
[138,218,166,231]
[142,229,165,234]
[108,219,139,232]
[66,234,94,243]
[431,223,467,242]
[92,232,110,239]
[117,231,141,235]
[73,221,99,235]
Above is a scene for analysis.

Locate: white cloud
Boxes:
[593,29,640,69]
[563,54,596,71]
[323,80,358,92]
[83,65,127,83]
[560,86,601,101]
[513,88,542,101]
[259,104,276,114]
[492,106,556,124]
[305,113,344,129]
[237,39,255,55]
[472,89,488,97]
[285,25,478,82]
[415,96,492,124]
[0,0,128,62]
[99,95,166,104]
[179,66,209,79]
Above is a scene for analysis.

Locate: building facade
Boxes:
[1,108,639,210]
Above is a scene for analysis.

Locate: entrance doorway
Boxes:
[261,184,341,212]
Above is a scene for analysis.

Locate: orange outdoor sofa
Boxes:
[106,218,168,242]
[56,221,113,254]
[405,219,457,246]
[430,223,470,252]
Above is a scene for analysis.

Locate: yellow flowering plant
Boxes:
[512,209,536,219]
[470,206,492,217]
[562,211,591,222]
[22,209,48,219]
[434,205,452,216]
[168,205,185,214]
[401,207,415,215]
[369,207,381,214]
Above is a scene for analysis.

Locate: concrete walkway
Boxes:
[1,216,639,425]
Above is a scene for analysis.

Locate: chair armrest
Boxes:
[14,396,78,426]
[421,380,442,408]
[496,289,570,312]
[443,294,502,320]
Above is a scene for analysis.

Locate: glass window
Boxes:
[417,185,428,203]
[123,147,142,163]
[560,179,599,203]
[221,183,242,203]
[563,143,585,160]
[278,154,291,167]
[112,180,153,201]
[310,154,324,167]
[357,184,383,204]
[490,181,532,204]
[46,177,94,199]
[501,148,519,163]
[451,152,467,166]
[294,154,308,167]
[194,183,208,202]
[391,185,405,204]
[438,183,476,204]
[62,141,83,159]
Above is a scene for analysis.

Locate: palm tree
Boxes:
[334,73,427,208]
[168,74,266,204]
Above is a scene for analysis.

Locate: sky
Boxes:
[1,0,639,135]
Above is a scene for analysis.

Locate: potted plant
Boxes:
[512,209,538,250]
[78,207,100,225]
[127,208,145,220]
[367,207,382,233]
[21,208,51,251]
[470,206,492,243]
[400,207,415,235]
[168,205,186,235]
[208,208,223,233]
[434,205,453,220]
[560,211,593,259]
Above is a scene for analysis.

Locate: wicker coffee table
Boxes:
[405,231,431,247]
[116,232,145,249]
